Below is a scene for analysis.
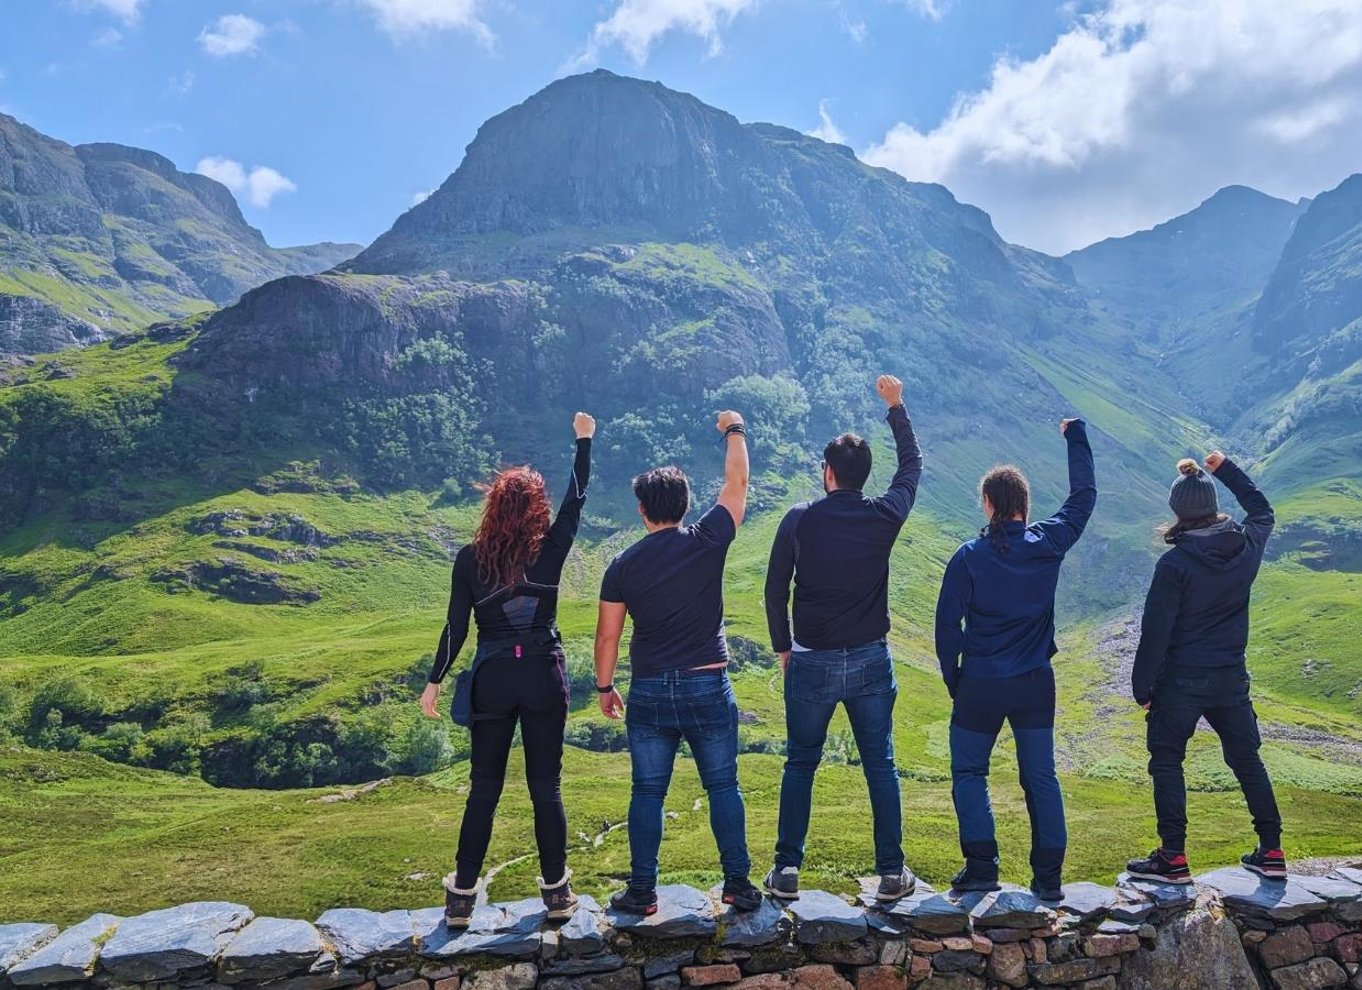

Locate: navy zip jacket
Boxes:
[935,420,1097,695]
[764,403,923,653]
[1130,459,1274,705]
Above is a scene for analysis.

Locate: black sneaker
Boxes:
[1242,847,1287,881]
[442,874,478,929]
[876,866,918,902]
[722,876,763,912]
[609,884,659,916]
[764,866,800,900]
[1030,879,1063,902]
[950,862,1001,893]
[539,869,579,920]
[1125,848,1192,885]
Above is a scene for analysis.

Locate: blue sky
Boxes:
[2,1,1360,254]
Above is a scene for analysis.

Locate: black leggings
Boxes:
[455,650,569,887]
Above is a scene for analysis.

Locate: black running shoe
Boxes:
[539,869,580,920]
[722,876,763,912]
[1125,848,1192,885]
[609,884,659,916]
[1030,880,1063,902]
[876,866,918,902]
[950,862,1001,893]
[764,866,799,900]
[442,875,478,929]
[1242,847,1287,881]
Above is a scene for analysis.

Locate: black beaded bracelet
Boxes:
[722,424,746,440]
[596,683,615,694]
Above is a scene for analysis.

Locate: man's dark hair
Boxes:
[824,433,873,491]
[633,466,691,525]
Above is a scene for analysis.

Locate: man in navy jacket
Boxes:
[763,374,924,903]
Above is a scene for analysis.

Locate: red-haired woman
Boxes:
[420,412,595,928]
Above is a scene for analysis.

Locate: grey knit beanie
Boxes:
[1168,458,1220,520]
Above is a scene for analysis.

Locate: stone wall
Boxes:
[4,867,1362,990]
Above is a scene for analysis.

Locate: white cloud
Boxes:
[198,14,266,57]
[196,156,298,208]
[75,0,143,22]
[92,26,123,47]
[895,0,949,21]
[411,189,433,206]
[352,0,493,45]
[807,100,847,145]
[574,0,761,67]
[167,71,195,96]
[862,0,1362,254]
[841,17,867,45]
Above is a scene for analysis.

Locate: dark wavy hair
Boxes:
[980,465,1030,552]
[633,466,690,525]
[473,466,551,590]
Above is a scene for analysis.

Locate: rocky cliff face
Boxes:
[0,113,362,355]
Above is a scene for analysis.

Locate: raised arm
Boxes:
[1206,451,1274,552]
[874,375,924,521]
[545,413,595,551]
[1131,559,1184,706]
[715,409,750,527]
[1034,417,1097,554]
[934,548,971,698]
[764,506,803,671]
[420,553,475,717]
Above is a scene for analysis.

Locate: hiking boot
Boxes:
[1125,848,1192,885]
[722,876,763,912]
[1030,879,1063,902]
[609,884,659,916]
[950,861,1001,893]
[876,866,918,902]
[764,866,800,900]
[539,869,579,920]
[443,874,478,929]
[1242,847,1288,881]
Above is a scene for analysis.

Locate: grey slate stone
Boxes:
[543,954,627,976]
[219,917,327,982]
[1294,874,1362,903]
[641,949,694,979]
[98,901,253,982]
[1108,887,1155,924]
[540,967,642,990]
[605,885,715,939]
[315,908,416,964]
[1195,869,1327,921]
[787,890,866,944]
[1058,882,1120,921]
[0,924,58,975]
[6,915,119,985]
[558,895,610,957]
[955,884,1054,929]
[415,898,544,958]
[858,880,970,936]
[1330,866,1362,887]
[707,886,788,947]
[1116,874,1197,911]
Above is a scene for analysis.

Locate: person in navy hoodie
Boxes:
[935,418,1096,900]
[1125,452,1285,885]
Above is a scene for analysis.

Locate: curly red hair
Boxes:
[474,466,551,590]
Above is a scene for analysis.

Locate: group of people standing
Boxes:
[419,375,1287,928]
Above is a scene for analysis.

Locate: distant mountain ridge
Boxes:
[0,113,361,354]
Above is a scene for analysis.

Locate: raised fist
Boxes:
[1204,450,1226,473]
[1060,418,1080,435]
[717,410,745,434]
[876,375,904,407]
[574,411,596,439]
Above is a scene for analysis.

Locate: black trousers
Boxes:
[1146,664,1282,851]
[455,649,569,886]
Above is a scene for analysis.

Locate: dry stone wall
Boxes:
[4,868,1362,990]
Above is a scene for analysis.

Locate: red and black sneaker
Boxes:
[1242,847,1288,881]
[609,884,659,916]
[1126,848,1193,885]
[721,876,763,912]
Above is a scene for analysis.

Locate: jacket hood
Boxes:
[1173,518,1248,570]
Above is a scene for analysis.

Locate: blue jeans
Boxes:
[950,666,1067,885]
[775,640,903,875]
[625,669,750,888]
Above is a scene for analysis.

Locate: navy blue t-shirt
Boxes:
[600,504,736,677]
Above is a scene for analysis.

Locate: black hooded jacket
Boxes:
[1131,459,1274,704]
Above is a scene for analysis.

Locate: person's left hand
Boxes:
[778,651,790,674]
[876,374,904,407]
[419,682,442,719]
[574,411,596,439]
[1060,418,1080,435]
[717,410,744,434]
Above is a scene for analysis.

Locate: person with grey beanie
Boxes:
[1125,451,1284,885]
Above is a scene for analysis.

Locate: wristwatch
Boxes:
[596,683,615,694]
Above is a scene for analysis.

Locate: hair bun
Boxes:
[1176,457,1202,478]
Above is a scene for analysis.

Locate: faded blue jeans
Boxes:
[775,639,903,875]
[625,669,750,889]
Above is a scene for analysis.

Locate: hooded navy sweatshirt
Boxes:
[1130,459,1274,705]
[934,420,1096,695]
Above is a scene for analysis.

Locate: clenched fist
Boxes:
[876,375,904,407]
[1060,418,1080,435]
[717,410,745,434]
[574,411,596,439]
[1204,450,1226,473]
